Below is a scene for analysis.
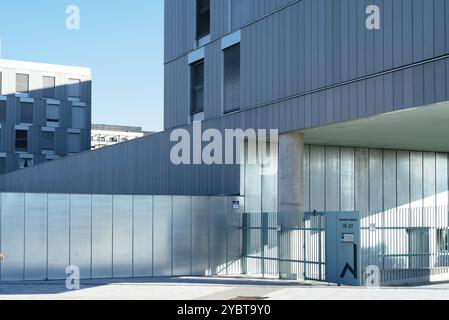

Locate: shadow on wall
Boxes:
[0,79,92,174]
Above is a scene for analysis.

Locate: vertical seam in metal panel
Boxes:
[132,195,135,278]
[23,193,25,281]
[171,195,174,277]
[190,196,193,276]
[111,195,114,278]
[46,194,49,280]
[151,195,154,277]
[69,194,71,268]
[90,194,93,279]
[0,194,2,282]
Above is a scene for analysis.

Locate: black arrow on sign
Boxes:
[340,243,358,279]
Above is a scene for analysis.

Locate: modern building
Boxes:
[0,59,91,174]
[0,0,449,285]
[91,124,153,150]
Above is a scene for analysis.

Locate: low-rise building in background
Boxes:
[0,59,91,174]
[91,124,153,150]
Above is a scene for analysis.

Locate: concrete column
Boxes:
[278,132,304,214]
[277,132,304,280]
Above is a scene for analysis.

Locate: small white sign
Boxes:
[369,223,377,232]
[232,201,240,209]
[341,233,354,243]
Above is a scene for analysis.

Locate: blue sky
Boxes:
[0,0,164,132]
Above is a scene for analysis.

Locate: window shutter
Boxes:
[224,44,241,113]
[16,74,29,93]
[68,78,81,98]
[191,61,205,115]
[231,0,251,30]
[42,131,55,151]
[43,76,56,98]
[20,102,33,124]
[68,133,81,153]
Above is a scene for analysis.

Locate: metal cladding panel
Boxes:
[309,146,325,211]
[113,195,133,278]
[355,148,369,211]
[423,152,436,207]
[47,194,70,280]
[133,195,153,277]
[172,196,192,276]
[303,145,310,211]
[191,196,210,276]
[397,151,411,209]
[24,194,47,281]
[410,152,424,208]
[210,197,227,275]
[70,194,92,279]
[383,150,397,211]
[91,195,113,279]
[325,146,340,211]
[340,148,355,211]
[436,153,449,206]
[0,193,25,281]
[153,196,173,277]
[369,149,383,212]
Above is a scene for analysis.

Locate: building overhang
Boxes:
[302,101,449,152]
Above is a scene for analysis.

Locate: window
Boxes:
[196,0,210,39]
[16,74,29,94]
[68,78,81,98]
[438,230,449,252]
[190,60,205,116]
[0,156,6,175]
[0,100,6,123]
[72,106,86,129]
[15,130,28,152]
[19,158,33,169]
[42,131,55,151]
[231,0,250,30]
[223,44,241,113]
[43,76,56,98]
[67,133,81,153]
[46,104,60,127]
[20,102,33,124]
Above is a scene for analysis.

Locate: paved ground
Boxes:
[1,277,449,300]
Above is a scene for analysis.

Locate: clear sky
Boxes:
[0,0,164,132]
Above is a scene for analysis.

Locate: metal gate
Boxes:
[241,212,326,281]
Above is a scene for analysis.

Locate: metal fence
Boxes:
[0,193,244,282]
[241,207,449,285]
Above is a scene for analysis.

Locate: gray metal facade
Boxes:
[0,0,448,197]
[0,193,243,282]
[0,61,92,175]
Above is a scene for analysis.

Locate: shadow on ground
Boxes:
[0,276,312,296]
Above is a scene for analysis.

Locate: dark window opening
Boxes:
[0,100,6,123]
[15,130,28,152]
[191,60,205,116]
[223,44,241,113]
[196,0,210,39]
